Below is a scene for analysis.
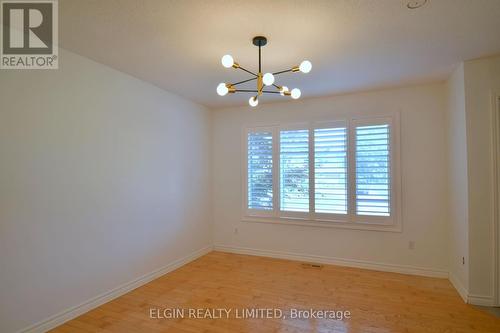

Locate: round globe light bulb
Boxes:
[280,86,289,96]
[221,55,234,68]
[299,60,312,73]
[262,73,275,86]
[249,96,259,107]
[217,83,229,96]
[291,88,301,99]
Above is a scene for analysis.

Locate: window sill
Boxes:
[242,216,402,233]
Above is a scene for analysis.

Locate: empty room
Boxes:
[2,0,500,332]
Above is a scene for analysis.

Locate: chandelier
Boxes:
[216,36,312,107]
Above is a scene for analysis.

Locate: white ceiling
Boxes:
[59,0,500,108]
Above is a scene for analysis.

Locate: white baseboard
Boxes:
[448,273,496,306]
[214,244,449,278]
[18,245,213,333]
[449,272,468,303]
[468,294,494,306]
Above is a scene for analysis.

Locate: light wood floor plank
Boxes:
[50,251,500,333]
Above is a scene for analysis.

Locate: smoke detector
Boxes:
[406,0,428,9]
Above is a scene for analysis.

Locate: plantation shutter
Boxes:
[280,129,309,212]
[247,131,273,210]
[355,124,391,216]
[314,127,348,214]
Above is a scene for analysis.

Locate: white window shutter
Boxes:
[355,124,391,216]
[280,129,309,212]
[247,131,273,210]
[314,127,348,214]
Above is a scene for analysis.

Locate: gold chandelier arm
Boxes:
[225,84,236,94]
[272,68,295,75]
[235,65,258,77]
[234,89,282,94]
[232,77,257,86]
[234,89,258,93]
[257,73,263,96]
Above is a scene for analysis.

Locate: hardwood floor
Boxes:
[51,251,500,333]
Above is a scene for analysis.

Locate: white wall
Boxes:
[445,64,469,296]
[0,49,212,333]
[212,83,449,274]
[463,55,500,300]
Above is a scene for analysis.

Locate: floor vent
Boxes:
[301,262,324,269]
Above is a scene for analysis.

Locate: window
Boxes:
[355,124,390,216]
[247,131,273,211]
[314,126,348,215]
[280,129,309,212]
[244,115,400,231]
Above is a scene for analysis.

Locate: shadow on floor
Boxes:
[475,306,500,318]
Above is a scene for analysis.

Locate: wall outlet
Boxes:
[462,257,465,265]
[234,227,238,234]
[408,241,415,250]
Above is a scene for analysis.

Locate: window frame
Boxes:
[242,113,402,232]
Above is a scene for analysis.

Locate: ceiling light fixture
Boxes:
[217,36,311,107]
[406,0,427,9]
